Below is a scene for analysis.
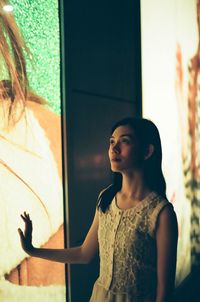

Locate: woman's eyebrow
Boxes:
[120,134,133,138]
[110,134,133,138]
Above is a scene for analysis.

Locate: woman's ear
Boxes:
[144,144,154,160]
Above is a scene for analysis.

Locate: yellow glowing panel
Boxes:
[141,0,198,285]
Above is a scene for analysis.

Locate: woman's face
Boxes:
[108,125,143,173]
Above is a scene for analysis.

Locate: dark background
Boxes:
[60,1,141,301]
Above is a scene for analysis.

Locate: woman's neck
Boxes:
[120,170,151,200]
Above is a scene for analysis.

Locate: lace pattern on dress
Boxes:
[97,191,172,298]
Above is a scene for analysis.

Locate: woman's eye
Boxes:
[109,137,132,145]
[121,138,130,144]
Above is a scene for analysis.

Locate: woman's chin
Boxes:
[110,165,122,173]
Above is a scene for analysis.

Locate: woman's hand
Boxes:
[18,212,34,254]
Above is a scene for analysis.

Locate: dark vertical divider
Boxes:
[59,0,71,301]
[59,0,141,301]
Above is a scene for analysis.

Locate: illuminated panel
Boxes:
[0,1,66,301]
[11,0,61,114]
[141,0,198,285]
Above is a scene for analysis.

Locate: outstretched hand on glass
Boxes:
[18,212,34,254]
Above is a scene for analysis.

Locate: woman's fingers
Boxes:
[18,228,24,239]
[21,211,30,219]
[21,214,27,220]
[20,212,32,236]
[18,228,22,235]
[24,211,29,219]
[20,213,32,224]
[18,215,34,253]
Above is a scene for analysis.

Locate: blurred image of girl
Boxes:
[0,1,65,301]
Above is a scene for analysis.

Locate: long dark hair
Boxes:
[97,117,167,212]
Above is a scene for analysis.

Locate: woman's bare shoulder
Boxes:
[26,101,60,127]
[26,101,62,177]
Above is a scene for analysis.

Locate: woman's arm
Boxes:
[155,205,178,302]
[18,210,99,264]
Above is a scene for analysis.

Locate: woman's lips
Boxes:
[111,158,121,162]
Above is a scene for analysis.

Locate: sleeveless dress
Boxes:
[89,190,173,302]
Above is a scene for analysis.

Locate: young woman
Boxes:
[19,117,178,302]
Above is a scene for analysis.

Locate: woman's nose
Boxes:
[111,142,120,153]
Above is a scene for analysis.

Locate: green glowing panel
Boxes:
[10,0,61,114]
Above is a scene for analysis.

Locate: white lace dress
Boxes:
[89,191,173,302]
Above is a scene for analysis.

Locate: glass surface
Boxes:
[0,1,66,301]
[141,0,198,286]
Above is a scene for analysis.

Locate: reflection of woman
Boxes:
[19,117,178,302]
[176,0,200,270]
[0,0,65,298]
